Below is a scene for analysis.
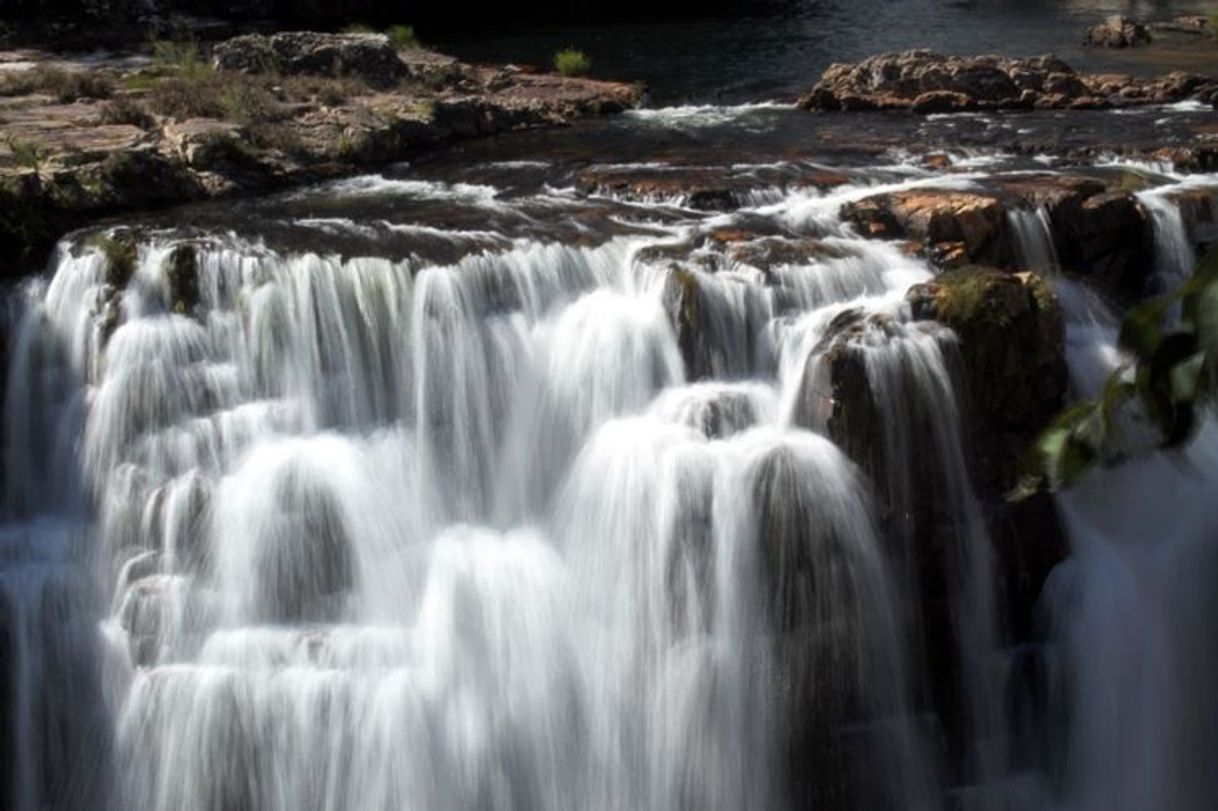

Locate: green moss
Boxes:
[934,266,1000,324]
[90,233,139,288]
[165,243,199,313]
[672,265,701,334]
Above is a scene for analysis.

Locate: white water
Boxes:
[2,161,1216,811]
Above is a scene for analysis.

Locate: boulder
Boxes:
[906,268,1066,494]
[843,189,1014,268]
[211,32,409,87]
[1083,16,1152,48]
[751,443,871,811]
[1048,190,1152,303]
[661,264,720,380]
[165,243,200,315]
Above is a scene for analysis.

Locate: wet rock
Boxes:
[799,50,1217,113]
[661,265,714,380]
[256,473,353,624]
[212,32,409,88]
[1152,15,1210,34]
[988,493,1069,641]
[843,189,1014,267]
[752,444,870,811]
[726,236,854,273]
[1083,16,1152,48]
[1171,187,1218,248]
[575,167,740,210]
[1048,190,1152,303]
[906,268,1066,495]
[164,243,200,315]
[92,231,139,289]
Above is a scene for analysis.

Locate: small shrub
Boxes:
[97,97,157,129]
[385,24,419,50]
[147,72,282,125]
[553,48,591,77]
[3,134,46,175]
[151,39,208,79]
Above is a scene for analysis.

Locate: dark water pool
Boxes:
[430,0,1218,104]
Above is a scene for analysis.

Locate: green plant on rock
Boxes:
[151,38,208,80]
[553,48,592,77]
[1012,244,1218,498]
[91,233,139,288]
[386,25,419,50]
[4,133,47,177]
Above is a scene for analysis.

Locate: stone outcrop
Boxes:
[1083,16,1152,48]
[799,50,1218,113]
[843,190,1013,267]
[841,176,1156,303]
[0,37,643,274]
[212,32,409,87]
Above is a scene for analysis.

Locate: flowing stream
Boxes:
[2,103,1218,811]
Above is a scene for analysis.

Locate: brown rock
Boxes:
[843,189,1014,267]
[1083,16,1152,48]
[800,50,1214,114]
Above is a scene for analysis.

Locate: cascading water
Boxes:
[2,126,1217,811]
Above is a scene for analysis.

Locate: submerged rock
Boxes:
[800,50,1217,112]
[1083,16,1152,48]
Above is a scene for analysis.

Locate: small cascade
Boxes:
[1137,188,1198,293]
[1007,206,1058,274]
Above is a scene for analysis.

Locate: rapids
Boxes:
[2,102,1218,811]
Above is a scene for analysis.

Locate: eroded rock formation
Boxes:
[800,50,1218,112]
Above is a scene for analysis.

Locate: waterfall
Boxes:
[1137,187,1198,293]
[1,156,1214,811]
[1007,206,1058,274]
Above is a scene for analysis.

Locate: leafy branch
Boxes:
[1012,244,1218,498]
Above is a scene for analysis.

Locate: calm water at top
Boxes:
[432,0,1218,103]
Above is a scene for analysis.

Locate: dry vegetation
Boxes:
[0,65,114,102]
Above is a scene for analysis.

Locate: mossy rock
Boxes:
[165,243,200,315]
[907,266,1067,493]
[910,267,1065,427]
[661,264,709,380]
[90,232,140,289]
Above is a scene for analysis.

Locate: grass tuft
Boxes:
[385,24,419,50]
[553,48,591,77]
